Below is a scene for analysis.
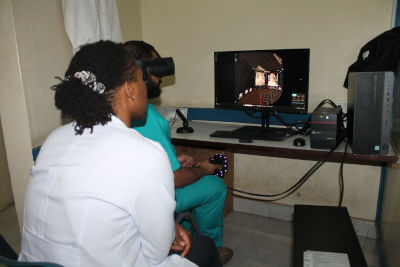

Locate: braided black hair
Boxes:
[51,40,138,135]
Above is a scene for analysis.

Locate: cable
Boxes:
[230,99,348,202]
[243,109,309,135]
[228,137,344,201]
[243,99,339,136]
[338,141,349,207]
[271,112,307,133]
[169,112,178,128]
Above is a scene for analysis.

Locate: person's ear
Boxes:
[123,81,136,101]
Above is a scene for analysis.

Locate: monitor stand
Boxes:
[232,111,290,138]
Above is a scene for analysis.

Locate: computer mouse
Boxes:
[293,137,306,147]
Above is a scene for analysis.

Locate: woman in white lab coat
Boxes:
[18,40,199,267]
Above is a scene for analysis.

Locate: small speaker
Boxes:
[347,71,394,155]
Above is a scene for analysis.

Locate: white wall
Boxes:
[0,0,72,226]
[133,0,393,220]
[12,0,72,147]
[0,0,34,227]
[234,155,381,220]
[0,118,13,211]
[116,0,142,42]
[140,0,393,109]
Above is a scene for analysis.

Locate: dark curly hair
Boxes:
[51,40,138,135]
[124,41,162,98]
[123,40,160,61]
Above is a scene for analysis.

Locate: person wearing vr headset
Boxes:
[124,41,233,265]
[19,40,221,267]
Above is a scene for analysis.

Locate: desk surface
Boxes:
[171,120,398,166]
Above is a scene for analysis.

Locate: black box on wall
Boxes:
[347,71,394,155]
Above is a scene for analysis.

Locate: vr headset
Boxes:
[138,57,175,81]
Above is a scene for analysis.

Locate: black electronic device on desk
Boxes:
[310,106,343,149]
[348,71,394,155]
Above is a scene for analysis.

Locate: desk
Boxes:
[171,120,398,166]
[171,120,397,223]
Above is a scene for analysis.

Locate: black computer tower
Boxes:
[347,71,394,155]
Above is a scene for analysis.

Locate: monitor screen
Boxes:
[214,49,310,114]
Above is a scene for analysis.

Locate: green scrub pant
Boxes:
[175,175,227,247]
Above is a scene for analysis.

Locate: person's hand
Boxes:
[196,159,222,175]
[177,152,194,168]
[171,223,191,257]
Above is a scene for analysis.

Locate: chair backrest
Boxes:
[0,235,63,267]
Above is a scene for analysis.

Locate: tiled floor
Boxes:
[223,211,292,267]
[223,211,380,267]
[0,205,379,266]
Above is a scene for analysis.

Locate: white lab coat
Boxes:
[19,116,196,267]
[62,0,123,53]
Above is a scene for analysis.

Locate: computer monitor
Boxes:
[214,48,310,133]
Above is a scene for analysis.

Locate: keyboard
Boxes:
[209,128,287,141]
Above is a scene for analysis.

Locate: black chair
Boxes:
[175,211,201,236]
[0,234,63,267]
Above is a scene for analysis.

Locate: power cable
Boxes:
[338,141,350,207]
[169,112,178,128]
[230,98,348,204]
[228,137,344,201]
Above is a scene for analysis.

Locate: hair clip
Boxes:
[71,70,106,94]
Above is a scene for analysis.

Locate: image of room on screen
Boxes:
[214,48,309,114]
[235,52,284,106]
